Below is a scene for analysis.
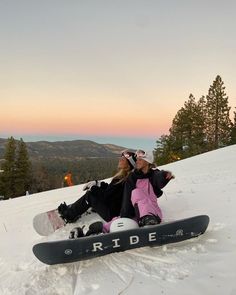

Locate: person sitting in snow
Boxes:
[58,150,137,224]
[69,149,174,238]
[119,149,174,226]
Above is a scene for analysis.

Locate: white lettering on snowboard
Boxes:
[149,232,157,241]
[130,235,139,245]
[92,242,103,252]
[112,238,121,248]
[91,229,161,252]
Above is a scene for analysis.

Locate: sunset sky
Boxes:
[1,1,236,150]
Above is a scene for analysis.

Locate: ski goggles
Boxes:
[121,150,135,159]
[121,150,136,167]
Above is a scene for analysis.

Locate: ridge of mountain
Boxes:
[0,138,127,159]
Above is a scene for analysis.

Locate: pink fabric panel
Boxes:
[131,179,162,219]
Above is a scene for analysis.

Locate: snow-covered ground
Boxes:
[0,145,236,295]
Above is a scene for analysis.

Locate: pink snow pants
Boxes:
[103,179,162,233]
[131,179,162,220]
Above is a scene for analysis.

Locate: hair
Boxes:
[141,163,157,173]
[149,163,157,169]
[112,166,132,183]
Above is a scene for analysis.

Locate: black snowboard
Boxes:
[33,215,209,265]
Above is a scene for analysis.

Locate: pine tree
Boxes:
[30,164,52,193]
[197,95,208,144]
[154,94,207,165]
[169,94,207,158]
[230,107,236,144]
[0,137,32,198]
[14,138,32,197]
[0,137,17,199]
[206,75,232,149]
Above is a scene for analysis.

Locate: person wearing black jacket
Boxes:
[58,150,136,223]
[120,149,174,226]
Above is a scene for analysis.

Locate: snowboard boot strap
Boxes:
[69,226,85,239]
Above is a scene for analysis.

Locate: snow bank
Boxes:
[0,145,236,295]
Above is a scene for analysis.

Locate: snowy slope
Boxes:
[0,145,236,295]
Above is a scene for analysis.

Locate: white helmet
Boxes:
[110,218,139,233]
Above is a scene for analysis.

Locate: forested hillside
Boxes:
[0,138,126,197]
[0,139,125,159]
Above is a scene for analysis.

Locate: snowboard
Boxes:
[33,209,66,236]
[33,214,209,265]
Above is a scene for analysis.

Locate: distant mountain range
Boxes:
[0,138,127,160]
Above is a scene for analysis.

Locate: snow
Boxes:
[1,145,236,295]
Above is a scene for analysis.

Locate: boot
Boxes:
[58,193,91,223]
[69,193,91,217]
[58,202,80,223]
[85,221,103,236]
[139,215,161,227]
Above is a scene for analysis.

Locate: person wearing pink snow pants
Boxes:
[120,149,174,226]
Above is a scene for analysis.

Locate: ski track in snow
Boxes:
[0,220,215,295]
[1,145,236,294]
[0,221,228,295]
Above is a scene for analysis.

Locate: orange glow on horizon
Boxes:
[1,99,174,137]
[0,113,172,137]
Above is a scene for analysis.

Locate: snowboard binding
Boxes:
[69,221,104,239]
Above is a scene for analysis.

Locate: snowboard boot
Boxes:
[85,221,104,236]
[139,215,161,227]
[58,193,92,223]
[70,193,91,216]
[58,202,80,223]
[69,226,85,239]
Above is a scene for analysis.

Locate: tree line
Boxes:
[0,137,118,199]
[154,75,236,165]
[0,137,31,199]
[30,157,117,194]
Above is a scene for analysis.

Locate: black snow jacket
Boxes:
[89,178,125,219]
